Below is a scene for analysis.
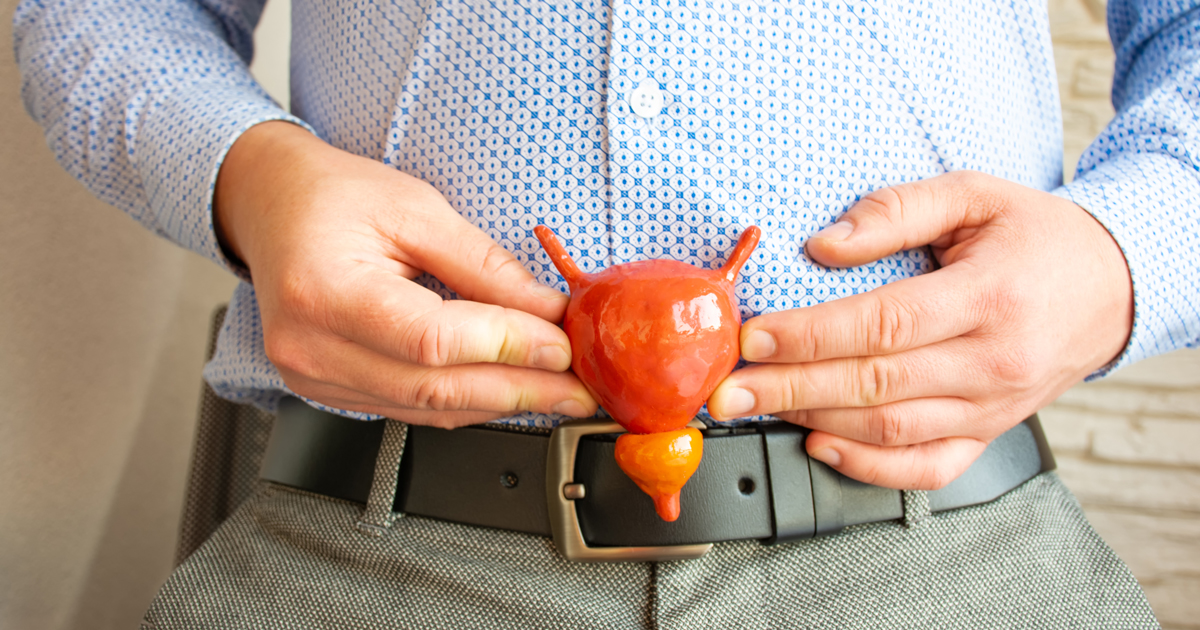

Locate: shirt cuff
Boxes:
[133,82,317,280]
[1053,152,1200,378]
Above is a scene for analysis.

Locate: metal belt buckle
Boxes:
[546,418,713,562]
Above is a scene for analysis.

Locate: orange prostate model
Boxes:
[534,225,761,521]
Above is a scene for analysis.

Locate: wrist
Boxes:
[1069,198,1135,370]
[214,120,324,270]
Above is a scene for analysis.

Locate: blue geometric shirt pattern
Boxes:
[14,0,1200,426]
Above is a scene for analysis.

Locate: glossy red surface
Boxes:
[535,225,761,435]
[535,224,760,521]
[613,428,703,522]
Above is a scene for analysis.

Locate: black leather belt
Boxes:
[262,397,1055,562]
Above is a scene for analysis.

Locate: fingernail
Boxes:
[810,447,842,467]
[552,399,590,417]
[532,345,570,371]
[530,282,568,301]
[813,221,854,242]
[742,330,777,361]
[717,387,756,418]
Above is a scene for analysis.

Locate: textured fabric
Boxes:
[176,306,276,565]
[15,0,1200,428]
[12,0,314,279]
[355,419,409,536]
[1054,0,1200,368]
[164,314,1155,628]
[902,489,930,529]
[145,471,1158,629]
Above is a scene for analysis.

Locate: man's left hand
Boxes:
[707,171,1133,490]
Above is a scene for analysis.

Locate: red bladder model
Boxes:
[534,225,761,521]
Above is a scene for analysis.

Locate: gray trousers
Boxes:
[144,417,1158,629]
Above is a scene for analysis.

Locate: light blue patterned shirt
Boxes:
[14,0,1200,426]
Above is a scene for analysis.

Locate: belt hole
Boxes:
[738,477,756,495]
[500,472,519,489]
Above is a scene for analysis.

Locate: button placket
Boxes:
[606,0,679,267]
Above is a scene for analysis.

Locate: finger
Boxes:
[739,267,987,363]
[392,191,569,322]
[805,431,989,490]
[280,339,598,417]
[773,397,985,447]
[278,379,508,429]
[711,338,988,419]
[382,408,507,429]
[319,267,574,370]
[384,363,598,417]
[805,170,1005,268]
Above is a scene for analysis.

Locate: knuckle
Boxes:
[859,187,903,222]
[795,321,822,362]
[780,368,809,411]
[854,357,894,406]
[410,318,457,367]
[477,244,523,280]
[492,312,521,364]
[980,277,1026,319]
[872,405,909,447]
[867,294,919,354]
[986,346,1040,390]
[411,373,465,411]
[853,359,879,404]
[512,387,539,413]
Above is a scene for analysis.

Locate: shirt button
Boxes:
[630,79,665,118]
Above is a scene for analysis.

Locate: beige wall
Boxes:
[0,0,1196,629]
[0,1,284,628]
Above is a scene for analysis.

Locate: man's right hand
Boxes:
[214,121,597,428]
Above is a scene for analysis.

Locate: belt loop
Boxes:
[355,419,409,537]
[902,490,930,528]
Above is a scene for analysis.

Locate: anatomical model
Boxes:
[534,225,761,521]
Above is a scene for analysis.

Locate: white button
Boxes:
[630,80,665,118]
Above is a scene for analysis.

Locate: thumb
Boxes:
[806,171,1004,268]
[402,201,569,323]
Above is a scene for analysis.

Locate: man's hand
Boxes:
[215,121,598,427]
[708,171,1133,489]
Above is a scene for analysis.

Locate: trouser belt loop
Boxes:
[902,490,931,528]
[355,419,409,538]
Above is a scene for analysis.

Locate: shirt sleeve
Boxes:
[1053,0,1200,376]
[13,0,315,276]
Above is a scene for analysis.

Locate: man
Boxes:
[15,0,1196,626]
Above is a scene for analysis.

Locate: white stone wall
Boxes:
[1046,355,1200,630]
[1047,2,1200,628]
